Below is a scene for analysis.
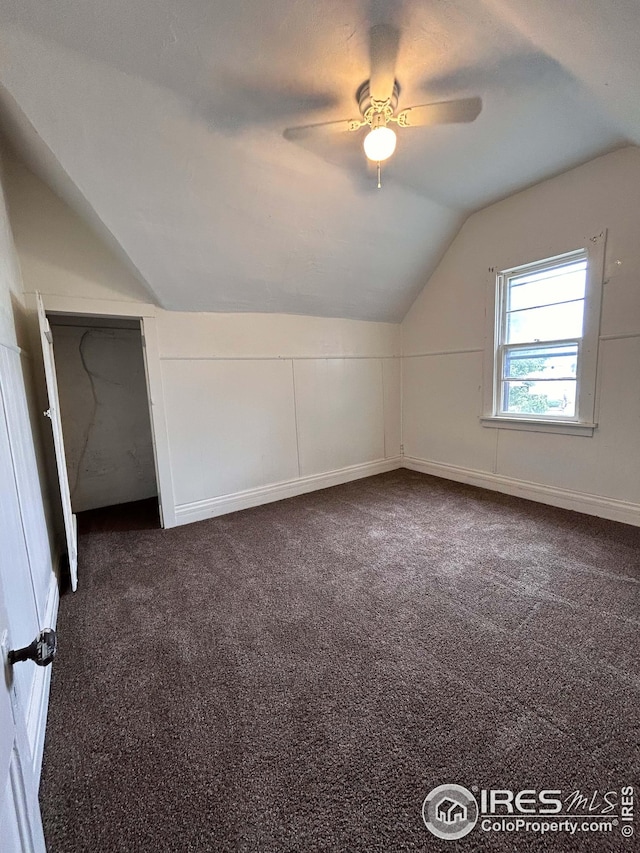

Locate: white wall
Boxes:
[49,321,157,512]
[402,146,640,524]
[156,311,400,523]
[4,153,150,305]
[5,157,401,526]
[12,140,639,529]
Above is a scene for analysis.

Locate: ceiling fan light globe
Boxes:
[363,126,396,161]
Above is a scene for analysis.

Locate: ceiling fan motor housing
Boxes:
[356,79,400,121]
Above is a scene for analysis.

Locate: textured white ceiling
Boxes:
[0,0,636,321]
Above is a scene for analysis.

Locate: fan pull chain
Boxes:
[377,161,382,189]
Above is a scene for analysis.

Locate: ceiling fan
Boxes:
[284,24,482,187]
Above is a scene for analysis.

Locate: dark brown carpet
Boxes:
[40,470,640,852]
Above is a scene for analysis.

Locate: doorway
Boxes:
[47,313,160,533]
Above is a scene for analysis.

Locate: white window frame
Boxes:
[481,231,606,437]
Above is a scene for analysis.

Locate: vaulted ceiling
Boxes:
[0,1,638,321]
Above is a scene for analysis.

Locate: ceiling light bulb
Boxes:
[363,126,396,162]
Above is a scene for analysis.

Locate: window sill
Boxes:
[480,416,596,437]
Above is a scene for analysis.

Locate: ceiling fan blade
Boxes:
[284,118,363,141]
[199,72,339,132]
[369,24,400,102]
[397,97,482,128]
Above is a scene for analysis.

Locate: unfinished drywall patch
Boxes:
[50,317,157,511]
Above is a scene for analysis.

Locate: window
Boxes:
[482,234,605,435]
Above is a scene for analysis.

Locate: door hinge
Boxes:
[43,409,52,419]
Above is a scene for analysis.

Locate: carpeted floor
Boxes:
[40,470,640,852]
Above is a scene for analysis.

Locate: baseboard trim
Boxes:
[27,570,59,785]
[175,457,403,525]
[402,457,640,527]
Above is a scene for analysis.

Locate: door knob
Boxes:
[8,629,57,667]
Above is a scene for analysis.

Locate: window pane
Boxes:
[506,300,584,343]
[510,260,586,287]
[508,263,586,311]
[504,344,578,381]
[501,379,576,418]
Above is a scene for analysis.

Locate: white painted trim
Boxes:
[290,360,302,478]
[0,340,24,355]
[599,332,640,341]
[480,416,596,437]
[403,348,484,359]
[8,749,46,853]
[33,294,157,319]
[26,572,59,786]
[29,294,176,530]
[140,317,176,528]
[175,457,402,525]
[402,456,640,527]
[481,232,606,429]
[399,334,404,457]
[160,354,401,362]
[380,358,386,459]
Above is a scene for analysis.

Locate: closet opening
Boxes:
[47,313,160,534]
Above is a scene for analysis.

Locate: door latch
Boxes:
[8,629,57,667]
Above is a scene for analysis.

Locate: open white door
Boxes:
[0,526,47,853]
[0,379,47,853]
[36,292,78,591]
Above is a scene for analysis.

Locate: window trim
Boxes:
[481,231,606,436]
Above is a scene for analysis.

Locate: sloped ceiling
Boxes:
[0,0,637,321]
